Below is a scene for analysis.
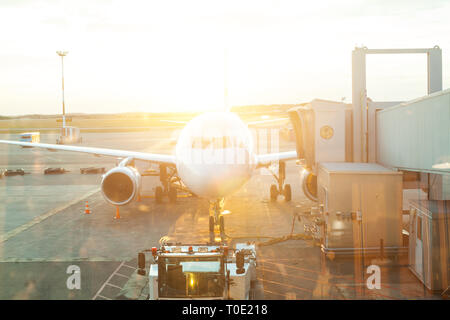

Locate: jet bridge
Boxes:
[288,47,449,291]
[289,46,448,201]
[352,46,443,163]
[354,46,448,200]
[376,89,450,200]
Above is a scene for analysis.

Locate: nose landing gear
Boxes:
[155,186,164,203]
[154,164,179,203]
[168,187,177,203]
[209,199,226,243]
[269,161,291,202]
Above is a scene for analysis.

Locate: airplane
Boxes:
[0,111,297,232]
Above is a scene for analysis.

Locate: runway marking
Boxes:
[261,260,353,279]
[93,261,140,300]
[263,288,287,298]
[259,267,319,284]
[0,257,131,263]
[105,283,122,290]
[257,277,313,294]
[92,261,125,300]
[0,187,100,244]
[331,283,402,300]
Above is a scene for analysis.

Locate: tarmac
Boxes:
[0,130,444,300]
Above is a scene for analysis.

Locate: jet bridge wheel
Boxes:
[155,186,163,203]
[270,184,278,201]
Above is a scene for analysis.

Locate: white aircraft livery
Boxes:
[0,111,297,227]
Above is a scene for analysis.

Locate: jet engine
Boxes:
[101,166,141,206]
[300,169,318,202]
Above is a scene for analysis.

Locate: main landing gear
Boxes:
[209,199,226,242]
[269,161,291,202]
[154,164,178,203]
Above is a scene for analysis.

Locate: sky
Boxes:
[0,0,449,115]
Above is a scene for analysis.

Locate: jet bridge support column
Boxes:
[352,48,367,163]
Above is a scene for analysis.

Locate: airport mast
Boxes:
[56,51,68,128]
[224,48,229,111]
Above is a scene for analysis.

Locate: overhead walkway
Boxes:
[376,88,449,174]
[376,89,449,200]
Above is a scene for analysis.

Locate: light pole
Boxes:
[56,51,68,128]
[224,48,229,111]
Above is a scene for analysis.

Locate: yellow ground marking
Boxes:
[0,187,100,244]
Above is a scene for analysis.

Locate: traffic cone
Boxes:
[84,201,91,214]
[114,206,121,219]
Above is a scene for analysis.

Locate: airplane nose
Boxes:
[180,163,251,199]
[203,165,250,197]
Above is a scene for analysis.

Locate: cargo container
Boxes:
[409,200,450,292]
[317,162,404,256]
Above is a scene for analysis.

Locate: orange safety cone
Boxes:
[84,201,91,214]
[114,206,121,219]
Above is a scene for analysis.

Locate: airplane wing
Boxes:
[255,150,298,167]
[0,140,176,164]
[159,120,188,125]
[159,117,289,127]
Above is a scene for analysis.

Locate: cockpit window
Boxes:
[191,136,243,149]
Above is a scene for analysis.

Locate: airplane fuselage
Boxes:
[175,112,256,199]
[0,111,296,209]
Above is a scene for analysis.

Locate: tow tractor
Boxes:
[137,242,259,300]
